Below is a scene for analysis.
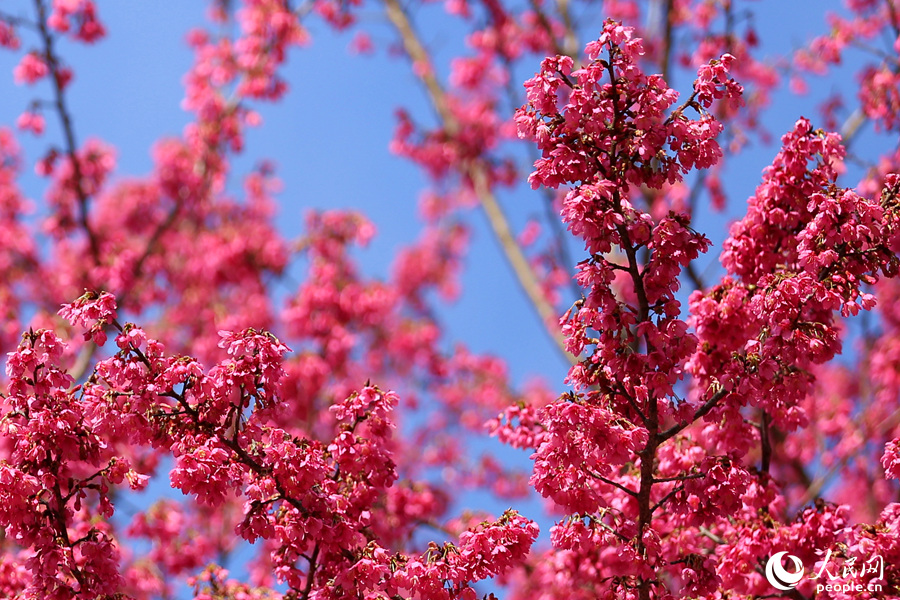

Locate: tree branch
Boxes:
[33,0,101,265]
[657,387,729,442]
[760,410,772,474]
[660,0,675,83]
[383,0,574,364]
[588,469,639,497]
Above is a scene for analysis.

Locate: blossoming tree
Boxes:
[1,0,900,599]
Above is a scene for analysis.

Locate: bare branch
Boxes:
[383,0,575,365]
[657,387,729,442]
[588,469,639,497]
[33,0,101,264]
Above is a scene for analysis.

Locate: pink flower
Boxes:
[13,53,49,85]
[59,290,118,345]
[883,438,900,479]
[15,111,44,135]
[349,31,374,55]
[0,21,20,49]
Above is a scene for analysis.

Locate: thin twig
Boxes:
[300,544,320,600]
[652,473,704,483]
[650,483,684,514]
[588,469,639,497]
[33,0,101,264]
[657,387,729,442]
[498,53,581,300]
[528,0,570,59]
[68,202,183,382]
[760,410,772,474]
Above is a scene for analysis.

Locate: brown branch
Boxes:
[527,0,569,59]
[760,410,772,474]
[840,107,867,146]
[588,469,639,497]
[300,543,320,600]
[0,10,36,29]
[650,483,684,514]
[498,53,581,300]
[794,405,900,509]
[794,459,843,509]
[68,201,183,382]
[603,54,660,600]
[51,478,87,589]
[698,525,724,544]
[555,0,578,59]
[383,0,454,132]
[472,168,573,361]
[684,262,706,292]
[33,0,101,265]
[660,0,675,83]
[614,382,650,427]
[887,0,900,37]
[383,0,574,364]
[652,473,704,484]
[636,439,658,600]
[616,222,650,324]
[835,1,900,149]
[657,387,729,442]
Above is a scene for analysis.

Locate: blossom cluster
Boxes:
[0,291,539,598]
[511,20,900,600]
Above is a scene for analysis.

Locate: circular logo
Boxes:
[765,551,805,591]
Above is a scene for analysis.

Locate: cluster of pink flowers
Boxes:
[47,0,105,43]
[57,290,117,344]
[0,290,540,598]
[511,18,900,600]
[0,324,152,599]
[12,52,48,85]
[516,21,741,198]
